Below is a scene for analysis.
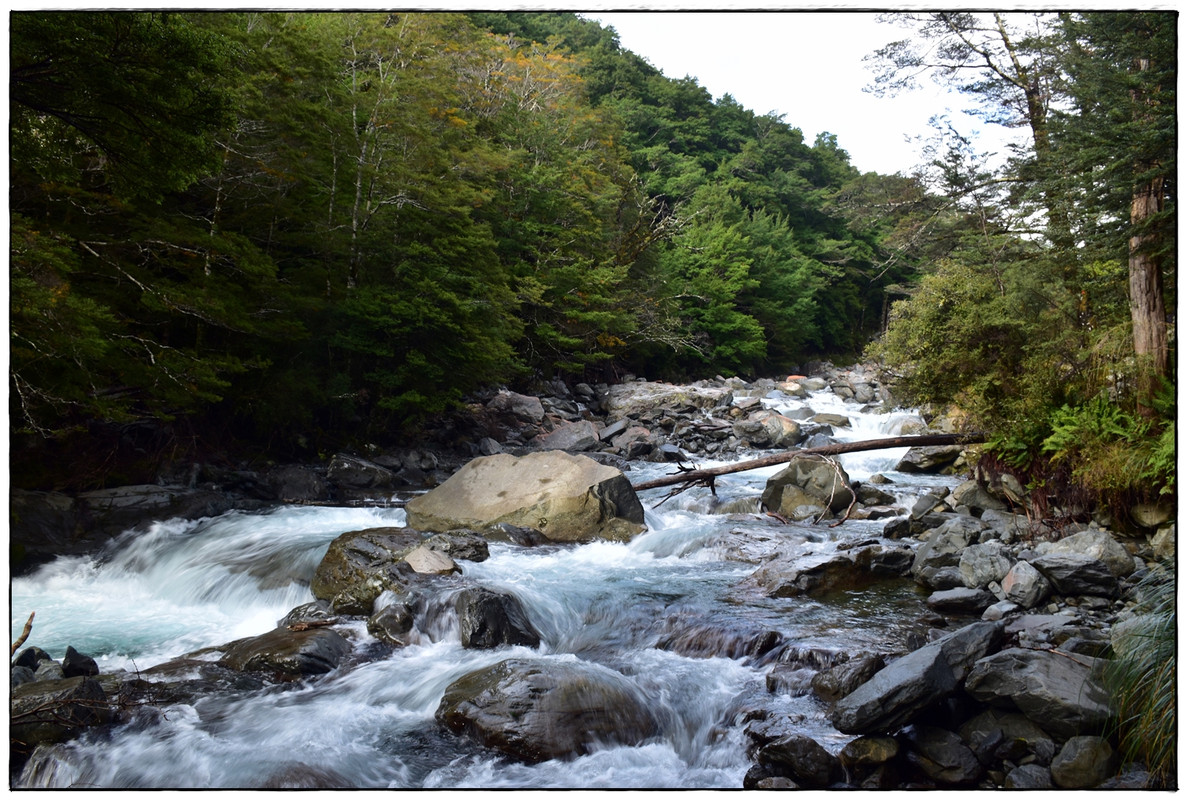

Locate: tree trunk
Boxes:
[630,433,985,492]
[1129,173,1168,415]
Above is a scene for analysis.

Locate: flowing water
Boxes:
[12,390,960,789]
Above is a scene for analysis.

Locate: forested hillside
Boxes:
[10,11,1175,511]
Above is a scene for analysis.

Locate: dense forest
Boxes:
[9,11,1175,513]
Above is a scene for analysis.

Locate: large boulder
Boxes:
[830,621,1004,735]
[753,733,841,788]
[894,445,964,474]
[454,587,542,650]
[603,382,733,420]
[963,648,1112,739]
[761,456,855,520]
[310,527,426,614]
[1038,529,1135,578]
[530,420,600,452]
[436,657,659,762]
[405,452,645,543]
[1030,553,1119,597]
[11,676,113,762]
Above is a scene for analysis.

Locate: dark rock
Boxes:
[326,454,399,492]
[925,587,996,614]
[367,598,417,646]
[454,587,541,650]
[916,565,966,591]
[902,724,983,786]
[762,457,855,519]
[839,734,900,772]
[263,465,330,503]
[423,530,490,563]
[1004,763,1053,788]
[1050,735,1118,788]
[756,733,841,788]
[1030,553,1119,597]
[13,646,54,671]
[12,665,36,688]
[279,600,339,629]
[751,549,884,599]
[436,657,658,763]
[811,653,885,703]
[219,626,352,676]
[830,620,1004,735]
[11,676,112,761]
[964,648,1111,739]
[958,708,1054,767]
[61,646,99,678]
[895,445,964,474]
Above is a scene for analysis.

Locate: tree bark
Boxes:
[630,433,985,492]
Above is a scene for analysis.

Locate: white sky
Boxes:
[588,10,1022,176]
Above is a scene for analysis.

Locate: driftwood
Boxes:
[630,433,986,493]
[11,611,34,656]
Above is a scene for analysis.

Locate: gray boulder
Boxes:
[1030,553,1119,597]
[761,456,855,520]
[894,445,964,474]
[487,390,546,423]
[603,382,732,420]
[950,479,1008,512]
[959,542,1012,588]
[436,657,658,762]
[755,733,841,788]
[1050,735,1118,789]
[902,724,982,786]
[1040,529,1135,578]
[1005,764,1054,788]
[326,454,399,492]
[830,620,1004,735]
[1001,560,1051,608]
[811,653,885,703]
[925,587,996,614]
[964,648,1112,739]
[11,676,112,762]
[405,452,645,543]
[531,420,600,452]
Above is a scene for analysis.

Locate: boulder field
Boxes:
[10,362,1174,788]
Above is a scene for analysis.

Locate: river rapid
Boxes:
[12,389,960,789]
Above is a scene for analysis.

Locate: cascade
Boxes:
[11,391,960,789]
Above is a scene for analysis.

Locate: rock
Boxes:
[279,600,338,629]
[10,676,112,762]
[959,542,1012,589]
[910,516,986,579]
[78,485,235,538]
[603,382,732,420]
[755,733,841,788]
[454,587,541,650]
[436,657,658,763]
[61,646,99,678]
[950,480,1007,512]
[405,452,645,543]
[263,465,330,503]
[1050,736,1118,788]
[1131,501,1174,529]
[531,419,600,452]
[487,390,546,423]
[219,626,351,676]
[367,599,416,646]
[811,653,885,703]
[830,621,1004,735]
[1151,525,1175,560]
[310,527,425,614]
[13,646,55,671]
[958,708,1055,765]
[925,587,996,614]
[751,550,882,598]
[902,724,983,785]
[1030,553,1119,597]
[1005,764,1053,788]
[404,545,459,575]
[421,531,490,563]
[855,483,897,506]
[1040,530,1135,578]
[964,648,1111,739]
[10,489,87,571]
[839,734,900,771]
[812,412,851,428]
[761,457,855,519]
[326,454,399,491]
[910,489,950,519]
[894,445,964,474]
[980,600,1019,621]
[916,565,966,591]
[1000,560,1051,609]
[732,410,803,448]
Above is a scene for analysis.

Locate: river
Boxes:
[11,388,960,789]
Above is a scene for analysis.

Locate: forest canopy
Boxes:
[9,11,1175,507]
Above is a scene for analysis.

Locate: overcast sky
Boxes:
[587,10,1025,176]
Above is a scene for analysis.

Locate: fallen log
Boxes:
[630,433,986,492]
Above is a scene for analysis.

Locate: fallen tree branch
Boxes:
[12,611,34,656]
[630,433,986,492]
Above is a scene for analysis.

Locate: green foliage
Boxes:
[1106,561,1177,787]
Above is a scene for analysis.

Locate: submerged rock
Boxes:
[436,657,659,762]
[219,626,352,676]
[405,451,646,543]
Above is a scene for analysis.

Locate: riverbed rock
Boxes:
[1000,560,1051,608]
[1050,735,1118,788]
[530,419,600,452]
[732,409,803,448]
[487,390,546,423]
[925,587,996,614]
[811,653,885,703]
[405,452,646,543]
[603,382,733,421]
[11,676,113,760]
[894,445,964,474]
[1005,763,1054,788]
[61,646,99,678]
[454,587,541,650]
[950,479,1008,513]
[761,456,855,520]
[754,733,841,788]
[963,648,1112,739]
[830,620,1004,735]
[310,527,426,614]
[1029,553,1119,597]
[901,724,983,786]
[219,626,352,676]
[958,542,1012,589]
[750,549,883,598]
[1038,529,1135,578]
[436,657,659,762]
[326,454,399,492]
